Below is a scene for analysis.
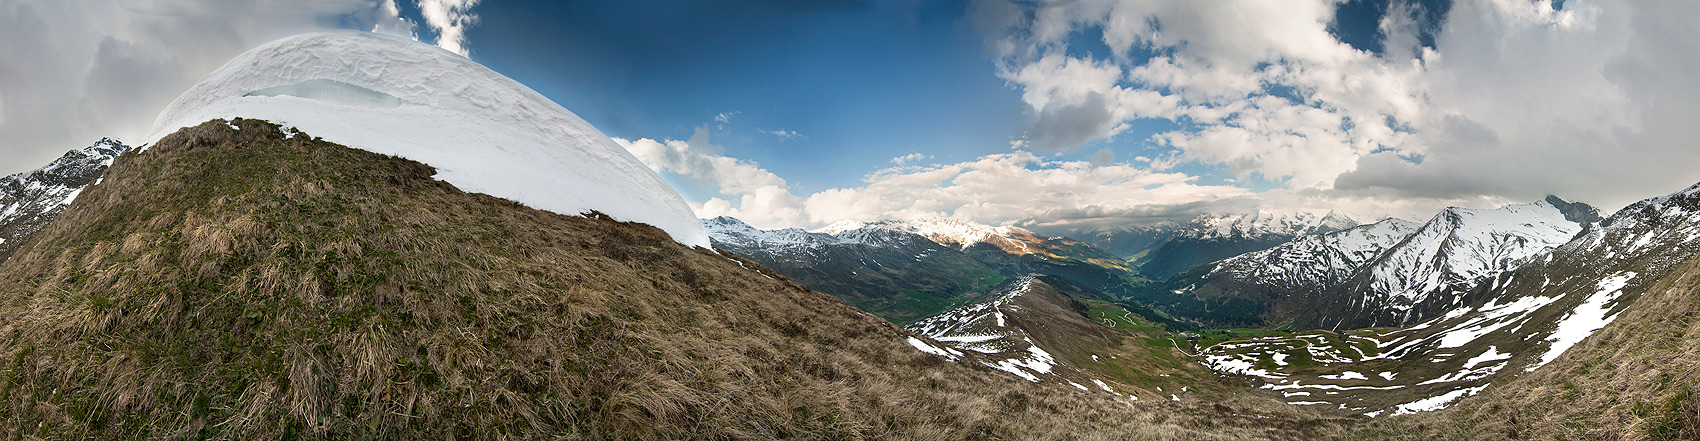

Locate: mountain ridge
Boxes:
[1137,211,1360,278]
[0,137,131,262]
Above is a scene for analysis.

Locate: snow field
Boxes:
[148,32,709,247]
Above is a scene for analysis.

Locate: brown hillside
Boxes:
[0,119,1335,440]
[1346,245,1700,440]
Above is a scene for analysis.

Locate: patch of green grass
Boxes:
[1084,300,1165,335]
[955,268,1006,293]
[1636,388,1699,440]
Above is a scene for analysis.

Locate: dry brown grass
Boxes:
[1338,249,1700,441]
[0,119,1338,440]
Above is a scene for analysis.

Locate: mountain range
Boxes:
[0,32,1347,438]
[1042,210,1360,278]
[1142,196,1600,329]
[704,215,1141,324]
[0,32,1357,439]
[0,118,1325,439]
[729,182,1687,431]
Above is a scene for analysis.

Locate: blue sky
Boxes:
[445,0,1323,209]
[6,0,1699,232]
[420,0,1573,230]
[460,1,1028,198]
[446,0,1401,199]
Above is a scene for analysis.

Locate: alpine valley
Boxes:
[706,187,1700,438]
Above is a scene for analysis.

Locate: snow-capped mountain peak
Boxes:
[1311,210,1360,235]
[868,215,1024,250]
[703,216,830,250]
[808,215,1038,253]
[1324,197,1596,327]
[1185,210,1352,240]
[813,219,867,235]
[0,138,133,259]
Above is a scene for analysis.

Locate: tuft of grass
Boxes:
[1637,388,1699,440]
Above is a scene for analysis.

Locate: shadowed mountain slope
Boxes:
[705,216,1142,325]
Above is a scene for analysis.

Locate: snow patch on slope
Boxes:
[1391,385,1489,416]
[906,277,1068,382]
[1528,272,1637,370]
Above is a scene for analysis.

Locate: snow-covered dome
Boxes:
[147,31,709,247]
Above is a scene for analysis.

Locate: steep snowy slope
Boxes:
[1306,196,1599,329]
[0,138,131,261]
[1211,218,1421,291]
[1140,218,1421,327]
[145,31,707,247]
[1140,211,1358,278]
[1362,182,1700,439]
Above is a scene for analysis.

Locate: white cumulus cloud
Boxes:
[417,0,481,56]
[615,128,810,229]
[969,0,1700,213]
[618,126,1272,230]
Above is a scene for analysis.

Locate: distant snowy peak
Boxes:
[815,215,1043,254]
[1311,210,1361,235]
[702,216,833,251]
[1182,210,1358,240]
[0,138,133,259]
[148,31,708,247]
[814,220,867,235]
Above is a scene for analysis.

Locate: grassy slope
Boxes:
[1345,248,1700,440]
[1025,281,1236,398]
[0,119,1331,440]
